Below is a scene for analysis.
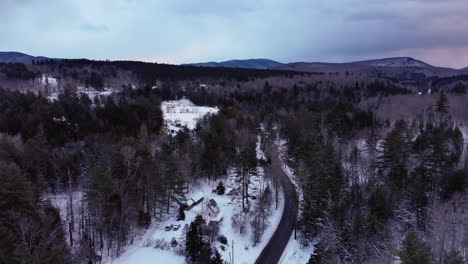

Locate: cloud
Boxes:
[1,0,468,68]
[80,23,109,32]
[164,0,263,17]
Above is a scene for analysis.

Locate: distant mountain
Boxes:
[0,52,51,64]
[275,57,462,79]
[352,57,433,68]
[185,59,283,70]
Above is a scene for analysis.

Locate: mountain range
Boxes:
[274,57,468,79]
[184,59,283,69]
[186,57,468,79]
[1,51,468,79]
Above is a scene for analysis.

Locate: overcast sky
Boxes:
[1,0,468,68]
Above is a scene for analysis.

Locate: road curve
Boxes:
[255,147,298,264]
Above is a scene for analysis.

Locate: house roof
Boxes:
[191,192,204,203]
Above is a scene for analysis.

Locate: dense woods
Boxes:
[1,60,468,263]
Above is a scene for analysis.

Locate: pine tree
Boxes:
[186,215,211,264]
[435,91,449,113]
[378,120,410,189]
[398,231,433,264]
[216,181,225,195]
[177,205,186,221]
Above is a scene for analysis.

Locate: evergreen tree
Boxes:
[435,91,449,113]
[216,181,225,195]
[378,120,410,189]
[177,205,186,221]
[398,231,433,264]
[298,130,342,238]
[186,215,211,264]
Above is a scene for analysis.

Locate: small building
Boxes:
[186,192,205,210]
[206,198,220,216]
[203,198,223,225]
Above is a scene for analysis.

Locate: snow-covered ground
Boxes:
[280,234,314,264]
[107,134,282,264]
[105,173,283,264]
[47,87,113,102]
[77,87,113,101]
[41,74,58,86]
[48,191,84,250]
[113,248,183,264]
[161,99,218,134]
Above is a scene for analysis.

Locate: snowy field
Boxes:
[161,99,218,134]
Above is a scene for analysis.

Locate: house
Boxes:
[185,192,205,210]
[203,198,223,225]
[206,198,220,216]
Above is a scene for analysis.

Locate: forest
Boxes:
[0,60,468,264]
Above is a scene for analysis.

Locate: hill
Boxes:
[0,51,52,64]
[275,57,462,79]
[185,58,283,69]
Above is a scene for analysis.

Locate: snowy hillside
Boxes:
[185,59,283,69]
[162,99,219,134]
[356,57,431,67]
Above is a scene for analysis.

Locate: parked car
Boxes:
[173,224,181,231]
[165,224,174,231]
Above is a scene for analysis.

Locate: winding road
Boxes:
[255,147,298,264]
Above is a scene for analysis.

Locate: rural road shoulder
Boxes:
[255,147,299,264]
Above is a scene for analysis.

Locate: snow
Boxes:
[107,133,283,264]
[280,234,314,264]
[41,74,58,86]
[275,138,315,262]
[366,58,428,68]
[113,248,183,264]
[77,87,113,102]
[161,99,219,135]
[275,138,302,199]
[105,176,284,264]
[256,135,266,160]
[48,191,84,250]
[47,92,59,101]
[45,87,113,103]
[218,171,284,264]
